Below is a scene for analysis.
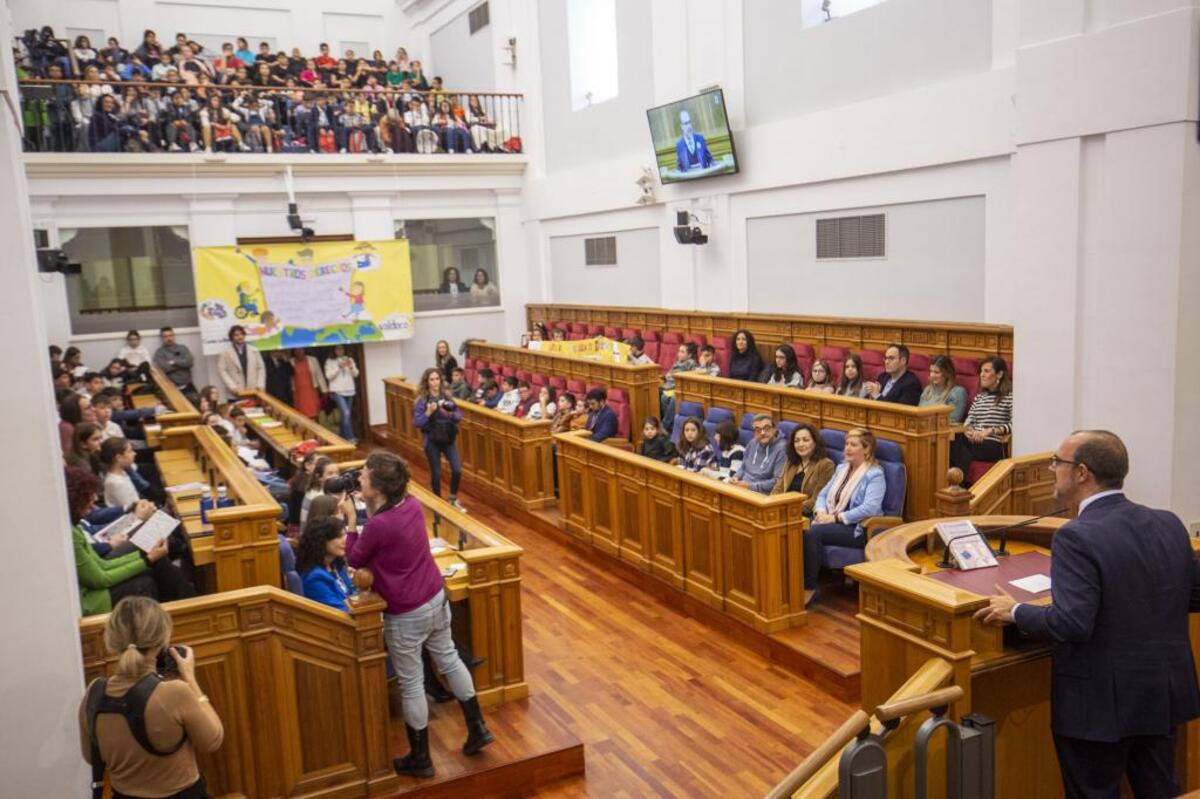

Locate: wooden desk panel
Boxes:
[527,303,1015,364]
[236,389,356,463]
[675,372,952,521]
[382,378,556,513]
[556,431,809,633]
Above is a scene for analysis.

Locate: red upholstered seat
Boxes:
[685,333,707,348]
[501,366,516,378]
[791,342,815,361]
[569,322,589,334]
[952,356,981,379]
[959,375,981,403]
[907,353,931,386]
[586,383,603,396]
[608,387,628,404]
[530,373,547,387]
[821,344,850,364]
[489,362,503,374]
[566,379,586,395]
[712,338,731,376]
[826,359,843,385]
[585,324,603,336]
[568,332,586,341]
[549,376,567,391]
[610,396,631,439]
[967,460,992,485]
[796,355,813,383]
[860,349,885,371]
[641,330,660,343]
[621,327,640,340]
[644,341,660,363]
[662,331,683,348]
[515,369,531,384]
[603,326,620,339]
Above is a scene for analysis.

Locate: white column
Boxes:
[350,193,404,426]
[0,3,89,795]
[494,189,529,343]
[188,195,240,391]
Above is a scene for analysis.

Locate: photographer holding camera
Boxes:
[79,596,223,798]
[347,452,492,778]
[413,367,466,512]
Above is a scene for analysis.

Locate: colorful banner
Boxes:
[192,240,414,355]
[529,337,633,364]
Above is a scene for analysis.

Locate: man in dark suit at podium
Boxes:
[977,430,1200,798]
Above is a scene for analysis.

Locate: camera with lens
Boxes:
[439,398,456,411]
[155,645,187,677]
[324,469,361,495]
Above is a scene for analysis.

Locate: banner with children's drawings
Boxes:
[192,240,414,355]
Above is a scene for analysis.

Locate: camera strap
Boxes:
[86,674,188,798]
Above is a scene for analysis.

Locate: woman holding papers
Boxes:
[66,465,194,616]
[801,427,886,606]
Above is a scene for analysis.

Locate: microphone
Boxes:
[990,509,1069,557]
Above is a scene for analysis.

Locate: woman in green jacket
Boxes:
[65,465,194,616]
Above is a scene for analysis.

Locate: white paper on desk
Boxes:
[95,513,140,543]
[144,424,162,433]
[1010,574,1052,594]
[243,408,265,417]
[237,446,259,462]
[429,537,451,553]
[258,420,283,428]
[441,562,466,577]
[166,482,206,493]
[129,511,180,552]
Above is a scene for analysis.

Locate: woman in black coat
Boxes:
[727,329,765,383]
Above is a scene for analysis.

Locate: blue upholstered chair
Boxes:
[821,435,907,571]
[279,534,302,595]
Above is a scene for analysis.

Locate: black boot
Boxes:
[393,724,434,778]
[459,696,494,756]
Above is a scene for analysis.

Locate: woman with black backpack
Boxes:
[413,367,466,512]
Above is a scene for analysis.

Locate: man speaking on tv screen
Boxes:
[675,109,714,173]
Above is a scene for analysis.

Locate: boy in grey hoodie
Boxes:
[731,415,787,494]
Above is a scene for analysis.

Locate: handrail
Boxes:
[19,77,526,98]
[148,365,200,425]
[874,685,963,723]
[763,711,871,799]
[769,657,955,799]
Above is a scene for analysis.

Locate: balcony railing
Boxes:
[17,78,523,156]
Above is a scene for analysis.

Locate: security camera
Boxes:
[673,210,708,245]
[287,202,315,241]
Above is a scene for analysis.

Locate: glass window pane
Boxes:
[395,218,499,313]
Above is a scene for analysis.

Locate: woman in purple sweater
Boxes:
[346,451,493,778]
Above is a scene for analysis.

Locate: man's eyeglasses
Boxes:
[1048,455,1081,469]
[752,425,773,433]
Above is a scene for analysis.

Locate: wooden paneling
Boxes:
[555,431,809,633]
[675,372,952,521]
[79,587,400,799]
[934,452,1060,518]
[156,425,282,592]
[528,303,1015,364]
[382,378,556,513]
[237,389,356,463]
[464,341,662,445]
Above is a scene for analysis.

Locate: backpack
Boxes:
[85,674,187,799]
[347,129,367,153]
[318,129,336,153]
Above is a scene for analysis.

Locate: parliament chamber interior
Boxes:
[5,0,1200,797]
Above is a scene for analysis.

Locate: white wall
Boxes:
[746,196,986,320]
[0,4,89,795]
[429,2,497,91]
[27,161,529,426]
[548,226,661,306]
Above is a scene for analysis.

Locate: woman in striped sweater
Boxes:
[950,357,1013,481]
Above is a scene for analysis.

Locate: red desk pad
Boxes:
[925,550,1052,602]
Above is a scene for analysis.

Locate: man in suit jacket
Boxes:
[866,344,921,405]
[216,324,265,399]
[584,388,618,442]
[675,109,714,173]
[977,430,1200,798]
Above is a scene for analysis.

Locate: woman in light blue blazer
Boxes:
[803,427,886,604]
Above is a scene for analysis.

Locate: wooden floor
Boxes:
[389,450,858,797]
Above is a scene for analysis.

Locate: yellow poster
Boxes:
[193,240,414,355]
[529,337,632,364]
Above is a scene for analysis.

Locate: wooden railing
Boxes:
[156,425,282,593]
[555,430,809,632]
[236,388,356,463]
[79,586,399,799]
[382,378,556,513]
[131,365,202,446]
[673,372,952,521]
[466,341,662,445]
[774,657,956,799]
[527,303,1014,364]
[935,452,1060,517]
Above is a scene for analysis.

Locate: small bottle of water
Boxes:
[199,485,213,523]
[217,485,233,508]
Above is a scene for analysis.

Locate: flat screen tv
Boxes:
[646,88,739,184]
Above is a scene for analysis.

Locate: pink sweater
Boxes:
[346,495,443,614]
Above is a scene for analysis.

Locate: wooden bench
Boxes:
[382,377,556,513]
[155,425,282,593]
[130,366,201,447]
[555,429,810,633]
[235,388,356,463]
[674,371,953,521]
[527,302,1014,364]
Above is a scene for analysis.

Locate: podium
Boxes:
[846,515,1200,798]
[846,516,1066,798]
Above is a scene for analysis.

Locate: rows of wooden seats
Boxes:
[235,388,356,463]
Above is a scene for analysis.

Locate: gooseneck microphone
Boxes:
[990,510,1070,557]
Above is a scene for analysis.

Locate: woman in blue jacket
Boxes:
[297,516,357,613]
[803,427,886,605]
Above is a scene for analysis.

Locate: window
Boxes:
[469,2,491,35]
[60,226,197,334]
[801,0,890,27]
[395,218,499,312]
[567,0,618,110]
[584,236,617,266]
[816,214,886,259]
